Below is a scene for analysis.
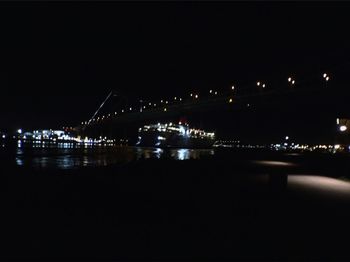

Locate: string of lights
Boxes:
[75,63,350,128]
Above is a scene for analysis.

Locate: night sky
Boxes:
[1,2,350,142]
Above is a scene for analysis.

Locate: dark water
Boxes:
[1,141,215,169]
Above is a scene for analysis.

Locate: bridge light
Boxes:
[209,90,212,93]
[214,91,217,95]
[292,80,295,85]
[179,98,182,101]
[229,98,233,103]
[174,97,177,100]
[165,101,168,104]
[257,81,260,86]
[195,94,198,99]
[323,73,327,78]
[288,77,292,82]
[325,76,330,81]
[164,108,167,112]
[262,83,266,88]
[129,107,132,111]
[231,85,235,90]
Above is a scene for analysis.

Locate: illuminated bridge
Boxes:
[75,68,350,144]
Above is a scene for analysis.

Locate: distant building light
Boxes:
[17,129,22,134]
[340,125,347,132]
[209,90,212,93]
[285,136,289,140]
[195,94,198,99]
[325,76,330,81]
[288,77,292,82]
[164,108,167,112]
[229,98,233,103]
[2,135,5,139]
[231,85,235,90]
[323,73,327,78]
[257,81,260,86]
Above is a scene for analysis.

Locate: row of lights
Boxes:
[80,72,331,126]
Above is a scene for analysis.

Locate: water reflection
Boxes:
[7,142,215,169]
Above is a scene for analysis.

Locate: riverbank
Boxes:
[2,152,350,260]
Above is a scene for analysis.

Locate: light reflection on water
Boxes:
[6,143,215,169]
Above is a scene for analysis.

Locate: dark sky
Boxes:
[1,2,350,137]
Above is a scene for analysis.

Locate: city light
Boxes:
[210,90,212,93]
[17,129,22,134]
[229,98,233,103]
[231,85,235,90]
[257,81,260,86]
[195,94,198,99]
[340,125,347,132]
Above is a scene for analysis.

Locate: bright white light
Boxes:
[340,125,347,132]
[257,81,260,86]
[288,77,292,82]
[334,144,340,149]
[337,118,340,124]
[323,73,327,78]
[292,80,295,84]
[326,76,330,81]
[229,98,233,103]
[2,135,5,139]
[195,94,198,99]
[262,84,266,88]
[17,129,22,134]
[231,85,235,90]
[129,107,132,111]
[164,108,167,112]
[174,97,177,100]
[190,93,193,97]
[285,136,289,140]
[214,91,217,95]
[149,102,151,106]
[209,90,212,93]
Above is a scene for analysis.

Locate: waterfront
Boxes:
[2,143,350,260]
